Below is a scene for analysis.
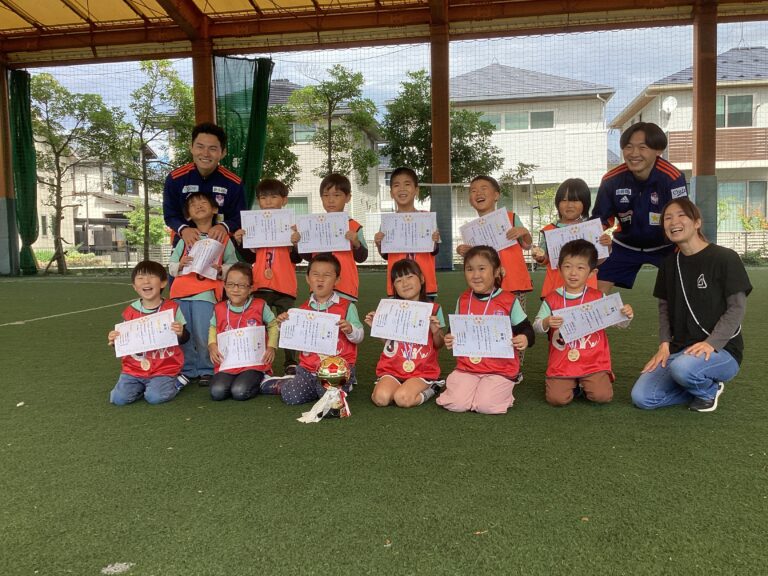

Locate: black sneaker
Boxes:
[198,374,212,387]
[284,365,298,376]
[689,382,724,412]
[430,379,446,392]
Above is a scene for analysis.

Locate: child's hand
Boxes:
[179,254,193,266]
[456,243,471,256]
[233,228,245,244]
[364,311,376,328]
[531,246,546,262]
[444,333,454,349]
[212,263,222,272]
[345,230,361,248]
[374,231,384,246]
[621,304,634,320]
[544,315,563,330]
[107,330,120,346]
[276,312,290,324]
[598,233,612,247]
[209,342,224,365]
[180,227,201,247]
[429,315,441,334]
[512,334,529,351]
[171,322,184,336]
[432,229,440,244]
[506,226,527,240]
[262,346,276,366]
[207,224,228,244]
[290,225,301,246]
[337,319,353,335]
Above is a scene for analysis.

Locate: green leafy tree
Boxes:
[288,65,378,185]
[114,60,194,261]
[30,73,124,274]
[263,104,300,189]
[381,70,504,191]
[124,207,168,248]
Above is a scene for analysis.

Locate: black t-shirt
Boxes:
[654,244,752,364]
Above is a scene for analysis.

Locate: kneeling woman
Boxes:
[631,197,752,412]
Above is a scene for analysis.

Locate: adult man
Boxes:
[163,123,245,246]
[592,122,688,292]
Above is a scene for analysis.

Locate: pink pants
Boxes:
[436,370,516,414]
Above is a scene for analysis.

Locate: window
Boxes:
[718,181,767,231]
[41,215,48,237]
[506,112,529,131]
[480,112,502,131]
[530,111,555,130]
[503,111,555,131]
[716,95,753,128]
[285,197,309,215]
[384,171,393,186]
[293,123,316,143]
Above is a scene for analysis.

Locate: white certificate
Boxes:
[279,308,340,356]
[370,299,433,345]
[114,309,178,358]
[217,326,266,371]
[543,219,609,269]
[553,292,625,344]
[297,212,350,253]
[179,237,224,280]
[241,209,295,249]
[380,212,436,254]
[459,208,517,251]
[448,314,515,359]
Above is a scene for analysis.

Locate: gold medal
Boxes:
[264,268,273,280]
[140,358,151,371]
[402,360,415,373]
[469,356,482,364]
[567,349,580,362]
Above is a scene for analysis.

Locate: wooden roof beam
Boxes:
[156,0,209,40]
[0,0,44,32]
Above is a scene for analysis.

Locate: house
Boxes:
[610,46,768,236]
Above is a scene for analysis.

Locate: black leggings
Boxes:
[210,370,265,401]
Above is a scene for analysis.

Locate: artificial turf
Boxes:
[1,269,766,575]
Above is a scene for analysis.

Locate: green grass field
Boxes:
[1,269,766,575]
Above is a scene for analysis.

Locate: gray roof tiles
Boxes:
[653,46,768,85]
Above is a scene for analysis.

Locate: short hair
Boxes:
[131,260,167,282]
[256,178,289,198]
[620,122,667,151]
[558,239,598,270]
[390,167,419,187]
[307,253,341,277]
[192,122,227,150]
[391,258,428,302]
[463,245,503,290]
[661,197,707,242]
[320,173,351,196]
[555,178,592,218]
[470,175,501,192]
[224,262,254,286]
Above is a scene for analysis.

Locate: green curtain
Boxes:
[9,70,38,275]
[214,56,274,208]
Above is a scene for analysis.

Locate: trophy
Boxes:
[297,356,351,423]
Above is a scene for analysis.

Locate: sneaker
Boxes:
[512,373,524,386]
[284,365,298,376]
[260,375,292,395]
[198,374,212,387]
[689,382,724,412]
[430,379,446,392]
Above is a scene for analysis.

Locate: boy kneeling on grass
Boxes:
[107,260,190,405]
[533,240,634,406]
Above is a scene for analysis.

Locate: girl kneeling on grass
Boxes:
[438,246,535,415]
[365,259,446,408]
[207,263,278,401]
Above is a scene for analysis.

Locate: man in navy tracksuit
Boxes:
[163,122,246,248]
[592,122,688,292]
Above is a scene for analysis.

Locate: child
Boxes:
[234,178,302,375]
[438,246,534,414]
[456,175,533,302]
[108,260,189,405]
[533,239,634,406]
[276,254,365,405]
[169,192,238,385]
[207,263,279,401]
[530,178,610,299]
[364,259,446,408]
[301,173,368,301]
[374,167,441,299]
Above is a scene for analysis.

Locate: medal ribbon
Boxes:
[225,297,251,331]
[561,287,587,351]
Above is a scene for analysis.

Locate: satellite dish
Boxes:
[662,96,678,115]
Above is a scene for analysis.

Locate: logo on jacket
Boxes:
[671,186,688,199]
[650,192,659,205]
[213,186,227,195]
[697,274,707,289]
[615,188,632,196]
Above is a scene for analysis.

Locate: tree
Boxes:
[288,65,378,185]
[124,206,167,248]
[30,73,124,274]
[115,60,194,261]
[381,70,505,190]
[263,105,300,189]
